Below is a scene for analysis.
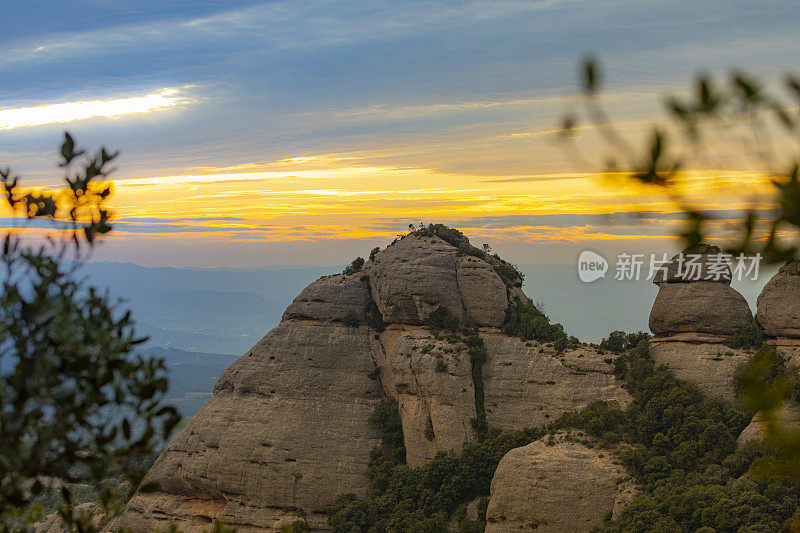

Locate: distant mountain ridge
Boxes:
[76,259,774,357]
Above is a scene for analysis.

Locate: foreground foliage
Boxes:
[0,135,180,531]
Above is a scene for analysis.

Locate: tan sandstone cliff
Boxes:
[757,260,800,362]
[115,233,631,531]
[485,432,635,532]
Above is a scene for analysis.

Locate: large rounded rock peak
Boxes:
[368,234,511,327]
[368,235,464,324]
[649,281,752,337]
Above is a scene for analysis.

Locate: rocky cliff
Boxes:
[485,432,635,532]
[758,260,800,362]
[116,231,631,531]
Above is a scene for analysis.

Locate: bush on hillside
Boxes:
[723,317,765,350]
[503,298,570,350]
[343,257,365,275]
[598,330,651,353]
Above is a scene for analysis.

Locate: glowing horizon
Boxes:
[2,0,798,267]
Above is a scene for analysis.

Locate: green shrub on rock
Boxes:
[342,310,360,327]
[723,317,765,350]
[503,298,570,350]
[424,306,460,332]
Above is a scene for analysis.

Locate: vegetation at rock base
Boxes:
[330,336,800,532]
[452,498,488,533]
[368,399,406,466]
[562,58,800,470]
[0,135,180,531]
[328,418,542,532]
[723,317,765,350]
[280,520,311,533]
[595,341,800,532]
[735,345,800,480]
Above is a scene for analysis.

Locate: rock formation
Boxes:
[649,245,751,341]
[482,337,630,428]
[116,232,631,531]
[757,260,800,362]
[737,260,800,445]
[649,281,752,339]
[485,432,635,532]
[651,243,732,284]
[648,245,753,401]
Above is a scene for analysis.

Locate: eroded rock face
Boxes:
[367,234,513,327]
[649,341,751,401]
[368,235,464,325]
[118,232,633,531]
[456,256,508,327]
[485,433,635,533]
[282,274,372,323]
[482,335,631,428]
[117,321,384,531]
[649,281,752,337]
[757,261,800,339]
[646,244,756,403]
[375,327,477,467]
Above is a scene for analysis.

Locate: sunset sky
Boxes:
[2,0,798,267]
